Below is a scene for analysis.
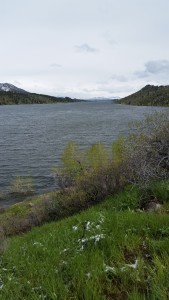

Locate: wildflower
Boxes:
[89,234,106,244]
[72,226,78,231]
[96,225,100,229]
[60,260,67,266]
[33,242,43,246]
[60,248,69,254]
[126,259,138,269]
[104,264,116,274]
[99,214,105,224]
[86,221,91,230]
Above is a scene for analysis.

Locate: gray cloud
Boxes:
[111,74,128,82]
[102,32,117,46]
[75,43,98,53]
[0,0,169,98]
[107,39,116,46]
[135,60,169,78]
[146,60,169,73]
[49,63,62,68]
[14,80,21,85]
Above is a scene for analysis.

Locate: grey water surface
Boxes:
[0,102,168,207]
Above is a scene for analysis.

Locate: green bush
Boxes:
[54,112,169,209]
[54,141,126,202]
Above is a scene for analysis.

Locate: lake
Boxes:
[0,102,168,207]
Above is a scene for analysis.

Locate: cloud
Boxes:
[13,80,21,85]
[81,81,133,97]
[75,43,98,53]
[49,63,62,68]
[111,74,128,82]
[135,60,169,78]
[102,32,117,46]
[146,60,169,73]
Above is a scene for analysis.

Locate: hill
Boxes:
[117,84,169,106]
[0,92,80,105]
[0,83,81,105]
[0,83,29,94]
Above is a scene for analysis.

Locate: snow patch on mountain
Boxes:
[0,83,29,94]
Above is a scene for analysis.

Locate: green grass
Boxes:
[1,193,169,299]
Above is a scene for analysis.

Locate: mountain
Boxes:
[117,84,169,106]
[0,83,29,94]
[0,83,81,105]
[87,97,119,102]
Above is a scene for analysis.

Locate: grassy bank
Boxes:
[0,191,169,299]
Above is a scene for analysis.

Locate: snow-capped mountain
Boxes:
[87,96,120,102]
[0,83,29,94]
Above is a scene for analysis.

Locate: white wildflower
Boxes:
[126,259,138,269]
[32,286,42,291]
[60,248,69,254]
[99,214,105,224]
[60,260,67,266]
[104,264,116,274]
[86,221,91,230]
[78,234,105,246]
[90,234,105,243]
[96,225,100,229]
[80,238,87,243]
[33,242,43,246]
[72,226,78,231]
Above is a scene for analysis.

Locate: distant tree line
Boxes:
[0,92,81,105]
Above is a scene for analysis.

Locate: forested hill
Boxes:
[0,91,81,105]
[117,84,169,106]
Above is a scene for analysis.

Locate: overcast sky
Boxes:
[0,0,169,98]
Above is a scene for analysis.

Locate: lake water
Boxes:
[0,102,168,207]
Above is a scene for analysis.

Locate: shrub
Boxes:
[123,112,169,186]
[10,176,34,196]
[54,112,169,209]
[54,141,126,203]
[54,142,110,189]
